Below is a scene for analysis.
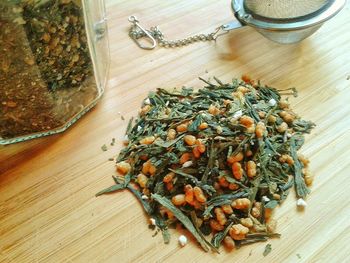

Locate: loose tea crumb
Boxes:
[101,144,108,152]
[97,77,315,252]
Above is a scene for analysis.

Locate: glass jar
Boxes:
[0,0,109,145]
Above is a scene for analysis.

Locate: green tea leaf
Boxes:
[263,243,272,257]
[203,191,248,217]
[154,134,185,148]
[169,169,200,185]
[154,215,171,244]
[211,222,233,249]
[290,137,310,198]
[95,183,126,197]
[264,200,279,209]
[152,193,211,252]
[126,117,134,134]
[190,211,218,252]
[188,115,203,132]
[127,186,153,215]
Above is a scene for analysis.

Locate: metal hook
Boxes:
[212,20,244,40]
[212,26,230,40]
[128,16,157,50]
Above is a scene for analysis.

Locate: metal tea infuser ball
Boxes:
[128,0,346,49]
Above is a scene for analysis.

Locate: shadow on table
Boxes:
[216,26,321,75]
[0,134,62,176]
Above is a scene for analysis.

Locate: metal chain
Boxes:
[128,16,229,50]
[129,25,216,48]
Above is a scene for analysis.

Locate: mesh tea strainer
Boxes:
[230,0,346,43]
[128,0,346,49]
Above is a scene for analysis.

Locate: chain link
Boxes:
[128,16,223,49]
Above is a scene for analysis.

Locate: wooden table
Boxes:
[1,1,350,262]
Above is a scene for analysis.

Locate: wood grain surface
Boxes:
[1,1,350,262]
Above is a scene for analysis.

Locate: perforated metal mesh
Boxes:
[244,0,332,20]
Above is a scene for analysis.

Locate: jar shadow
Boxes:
[0,135,62,177]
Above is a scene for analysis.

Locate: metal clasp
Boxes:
[128,16,157,50]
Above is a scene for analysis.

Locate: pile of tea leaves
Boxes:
[97,77,315,252]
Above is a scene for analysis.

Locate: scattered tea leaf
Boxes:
[101,144,108,152]
[263,243,272,256]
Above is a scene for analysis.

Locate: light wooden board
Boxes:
[1,1,350,262]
